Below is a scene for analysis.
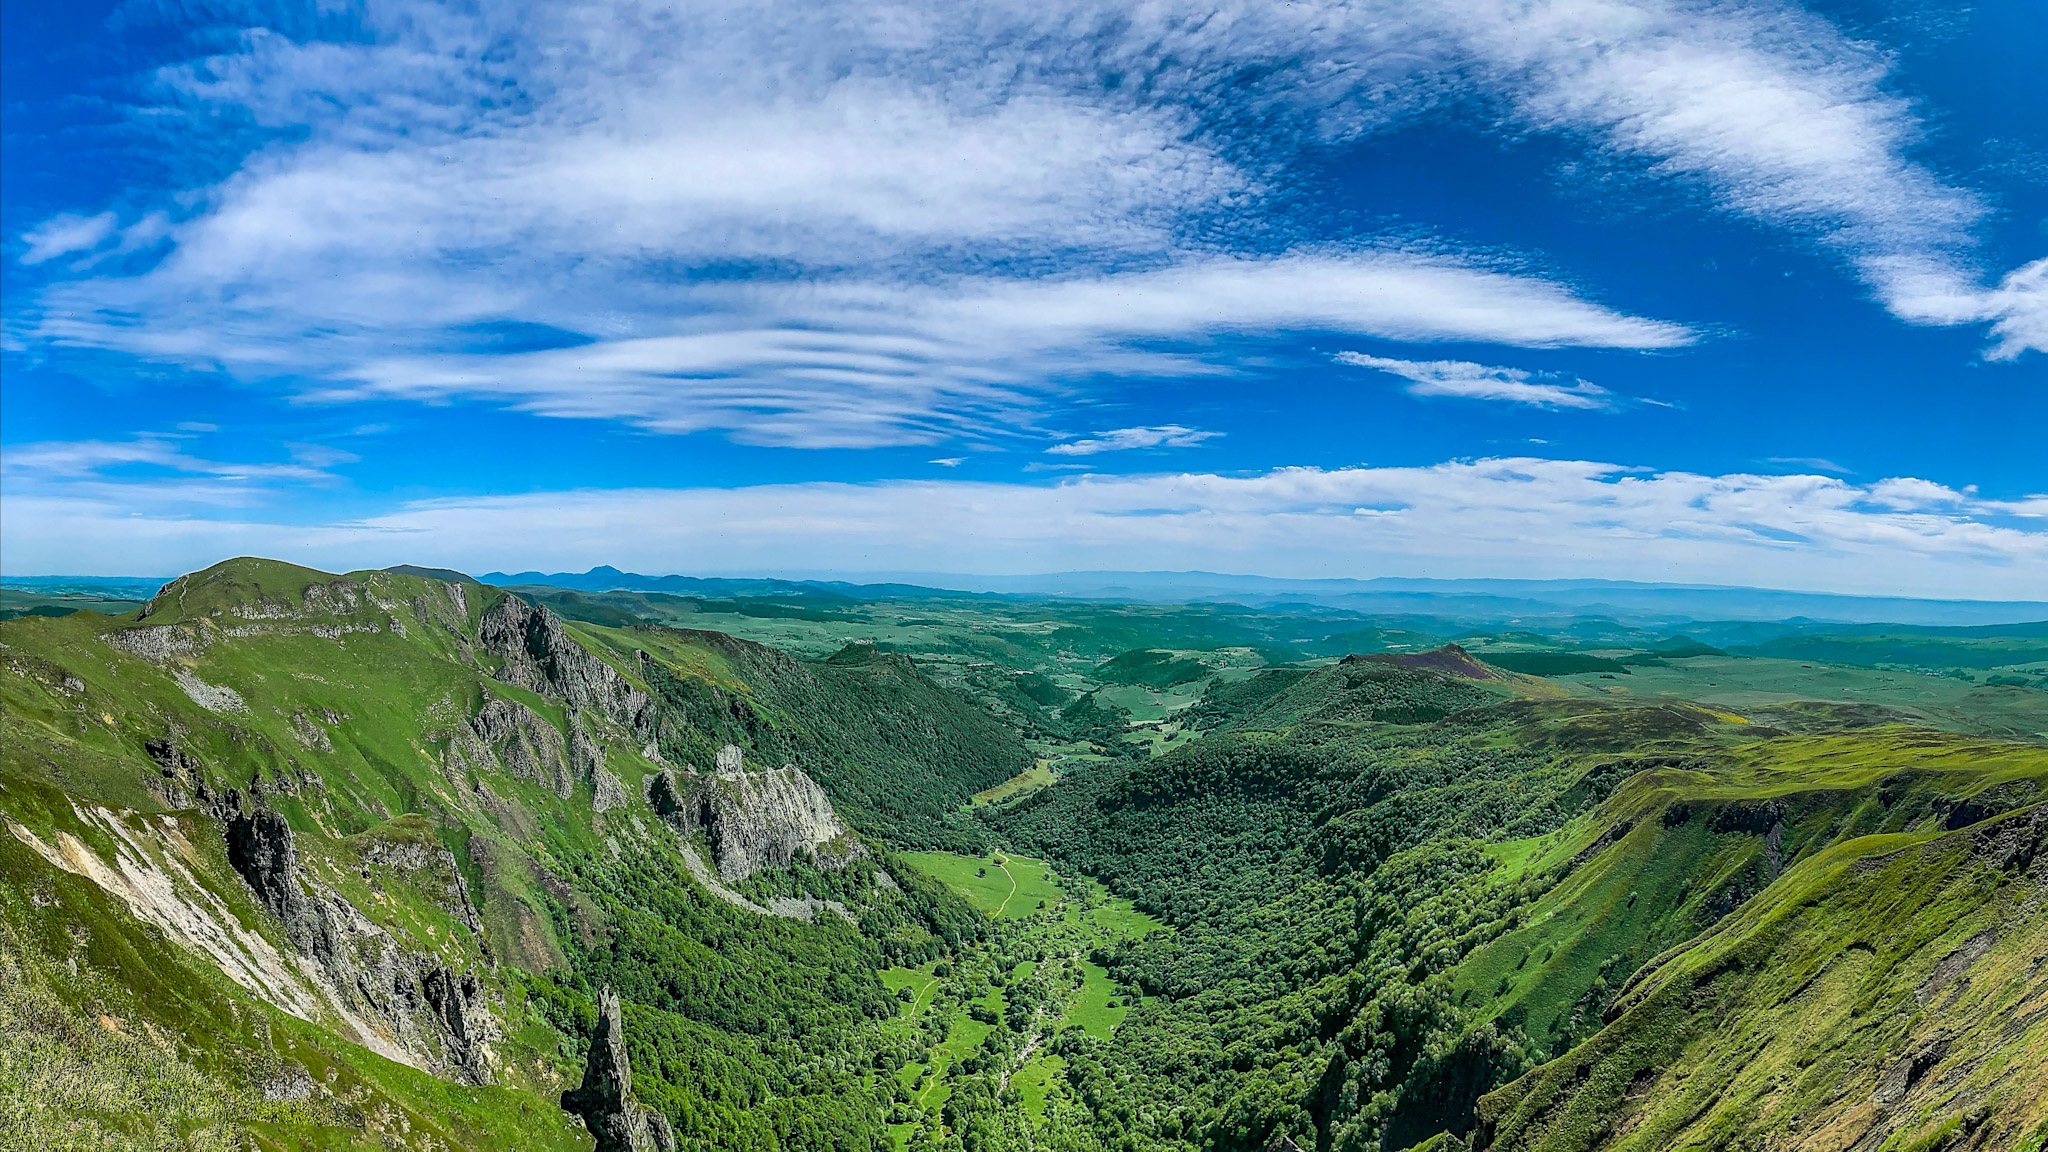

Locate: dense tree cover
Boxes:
[1181,661,1498,735]
[934,666,1078,740]
[1060,693,1150,758]
[986,669,1599,1152]
[526,834,990,1152]
[1095,650,1212,690]
[634,633,1030,845]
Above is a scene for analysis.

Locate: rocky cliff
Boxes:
[561,987,676,1152]
[478,594,654,736]
[216,788,500,1082]
[648,745,866,881]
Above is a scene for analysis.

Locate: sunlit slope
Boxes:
[1474,803,2048,1152]
[1452,730,2048,1061]
[989,661,2047,1152]
[0,557,1024,1150]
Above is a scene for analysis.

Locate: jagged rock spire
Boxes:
[562,987,675,1152]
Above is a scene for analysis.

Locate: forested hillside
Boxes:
[990,663,2048,1152]
[2,559,2044,1152]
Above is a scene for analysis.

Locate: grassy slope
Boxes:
[1451,729,2048,1059]
[0,558,1020,1150]
[1475,805,2048,1152]
[985,652,2048,1152]
[5,559,2044,1152]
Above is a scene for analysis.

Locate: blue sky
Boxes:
[2,0,2044,596]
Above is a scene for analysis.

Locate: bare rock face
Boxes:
[462,696,576,798]
[216,791,500,1082]
[221,793,324,946]
[648,745,866,881]
[478,596,654,735]
[562,987,675,1152]
[144,736,204,808]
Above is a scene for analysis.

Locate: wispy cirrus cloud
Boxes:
[9,0,2039,453]
[1,432,347,506]
[1335,352,1623,410]
[19,212,118,266]
[1765,456,1850,474]
[5,459,2043,598]
[1046,425,1222,456]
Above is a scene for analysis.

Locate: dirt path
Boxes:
[993,859,1020,918]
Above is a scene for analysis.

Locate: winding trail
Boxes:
[910,974,941,1017]
[992,858,1020,918]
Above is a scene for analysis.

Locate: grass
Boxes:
[1066,957,1130,1038]
[973,762,1060,807]
[1094,682,1207,723]
[887,850,1169,1133]
[1479,805,2048,1151]
[1562,655,2048,739]
[1448,727,2048,1063]
[897,851,1066,919]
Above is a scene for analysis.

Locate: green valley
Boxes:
[2,559,2045,1152]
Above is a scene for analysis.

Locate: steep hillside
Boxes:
[1448,730,2048,1063]
[3,557,2044,1152]
[0,558,1022,1150]
[1476,804,2048,1152]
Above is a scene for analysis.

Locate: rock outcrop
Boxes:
[216,790,500,1082]
[647,745,865,881]
[222,795,324,946]
[562,987,676,1152]
[478,595,654,735]
[458,696,577,798]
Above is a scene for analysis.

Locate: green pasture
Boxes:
[973,762,1060,806]
[885,850,1170,1137]
[898,850,1065,919]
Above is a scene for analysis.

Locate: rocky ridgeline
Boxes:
[79,566,872,1086]
[478,594,654,736]
[443,694,607,800]
[647,743,866,881]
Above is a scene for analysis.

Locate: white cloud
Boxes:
[1764,456,1849,474]
[1435,0,2008,331]
[11,0,2038,454]
[4,460,2043,599]
[1865,476,1970,511]
[1335,352,1620,409]
[1,433,344,506]
[1047,425,1223,456]
[19,212,117,266]
[38,250,1686,447]
[1981,258,2048,363]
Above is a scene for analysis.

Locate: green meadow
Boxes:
[878,850,1168,1141]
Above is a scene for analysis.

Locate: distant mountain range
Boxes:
[7,565,2042,628]
[480,565,2048,627]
